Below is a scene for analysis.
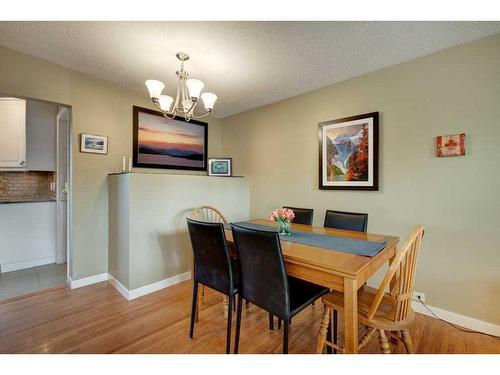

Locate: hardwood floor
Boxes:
[0,280,498,354]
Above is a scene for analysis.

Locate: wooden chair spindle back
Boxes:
[191,205,228,225]
[366,225,425,322]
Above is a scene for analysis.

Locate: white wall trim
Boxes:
[412,301,500,337]
[1,256,56,273]
[68,271,192,299]
[128,271,191,300]
[107,274,130,300]
[107,271,191,301]
[69,272,109,289]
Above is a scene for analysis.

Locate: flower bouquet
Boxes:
[268,208,295,236]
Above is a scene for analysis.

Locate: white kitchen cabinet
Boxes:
[0,98,26,169]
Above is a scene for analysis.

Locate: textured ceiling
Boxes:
[0,21,499,118]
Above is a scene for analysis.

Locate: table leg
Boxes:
[343,278,358,354]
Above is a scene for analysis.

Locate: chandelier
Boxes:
[145,52,217,121]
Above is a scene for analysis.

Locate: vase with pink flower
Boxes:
[268,208,295,236]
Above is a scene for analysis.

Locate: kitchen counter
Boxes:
[0,199,56,204]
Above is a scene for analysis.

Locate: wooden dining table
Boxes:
[223,218,399,354]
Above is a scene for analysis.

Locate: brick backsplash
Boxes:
[0,171,57,201]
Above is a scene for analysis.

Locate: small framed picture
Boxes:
[208,158,232,176]
[437,133,465,157]
[80,133,108,155]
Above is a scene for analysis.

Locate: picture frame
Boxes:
[437,133,465,157]
[319,112,379,191]
[80,133,108,155]
[133,106,208,171]
[208,158,232,176]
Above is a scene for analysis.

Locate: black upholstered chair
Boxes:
[186,218,238,354]
[231,224,329,354]
[283,206,314,225]
[324,210,368,232]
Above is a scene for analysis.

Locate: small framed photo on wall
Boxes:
[208,158,232,176]
[437,133,465,157]
[80,133,108,155]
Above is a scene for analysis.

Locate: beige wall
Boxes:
[0,45,222,280]
[221,34,500,324]
[109,173,249,290]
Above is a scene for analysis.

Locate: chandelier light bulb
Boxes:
[145,80,165,99]
[158,95,174,112]
[201,92,217,111]
[186,78,205,99]
[146,53,216,120]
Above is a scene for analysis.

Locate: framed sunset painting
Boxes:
[319,112,379,190]
[133,106,208,171]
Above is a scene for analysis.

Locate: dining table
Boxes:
[223,218,399,354]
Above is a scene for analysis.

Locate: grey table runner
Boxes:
[226,222,387,257]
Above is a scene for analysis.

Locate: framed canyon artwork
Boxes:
[319,112,379,190]
[437,133,465,157]
[133,106,208,171]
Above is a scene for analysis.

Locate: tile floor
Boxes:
[0,263,67,301]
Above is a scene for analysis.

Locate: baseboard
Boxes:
[129,271,191,300]
[108,271,192,301]
[69,273,109,289]
[107,274,130,299]
[0,256,56,273]
[68,271,191,300]
[412,301,500,337]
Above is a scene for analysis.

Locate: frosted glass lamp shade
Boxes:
[145,80,165,99]
[186,79,204,99]
[201,92,217,111]
[158,95,174,111]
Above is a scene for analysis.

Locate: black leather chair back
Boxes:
[324,210,368,232]
[231,224,290,319]
[283,206,314,225]
[187,218,235,295]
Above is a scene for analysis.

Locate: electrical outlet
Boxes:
[412,291,425,303]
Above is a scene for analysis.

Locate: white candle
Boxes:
[122,155,126,173]
[128,157,132,173]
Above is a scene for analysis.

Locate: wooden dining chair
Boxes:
[283,206,314,225]
[191,205,228,225]
[316,225,425,354]
[324,210,368,232]
[190,206,230,316]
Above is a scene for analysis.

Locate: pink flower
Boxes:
[268,208,295,222]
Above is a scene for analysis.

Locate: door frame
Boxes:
[0,92,73,281]
[56,106,72,271]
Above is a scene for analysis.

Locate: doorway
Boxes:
[0,96,72,300]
